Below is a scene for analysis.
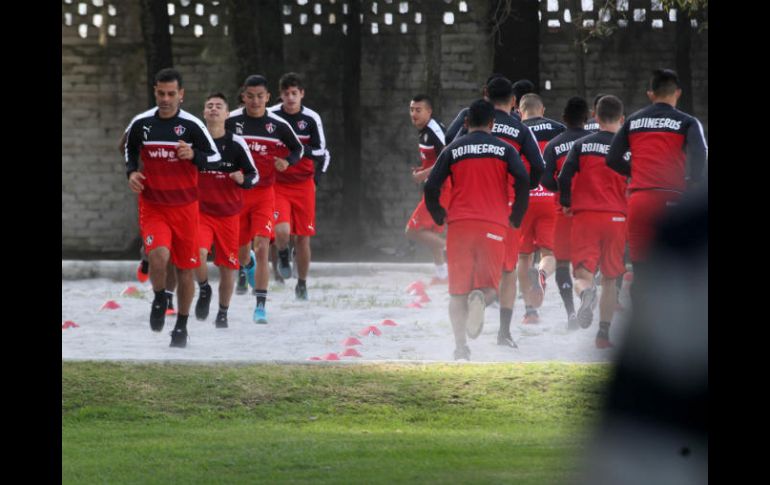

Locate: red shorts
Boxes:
[571,211,627,279]
[553,211,573,261]
[502,226,520,273]
[199,212,240,270]
[406,180,452,233]
[239,185,275,245]
[627,190,681,263]
[446,220,506,295]
[139,198,200,270]
[518,200,556,253]
[274,178,316,236]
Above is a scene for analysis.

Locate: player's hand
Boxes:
[229,171,245,185]
[562,206,573,217]
[128,171,146,193]
[177,140,194,160]
[411,167,429,184]
[274,157,290,172]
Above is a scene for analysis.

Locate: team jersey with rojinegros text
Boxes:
[558,131,628,214]
[606,102,708,192]
[124,107,221,206]
[541,127,592,208]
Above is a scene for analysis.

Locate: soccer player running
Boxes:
[226,75,304,323]
[267,72,329,299]
[540,96,592,330]
[606,69,708,270]
[123,68,222,347]
[425,99,530,360]
[404,94,449,284]
[193,93,259,327]
[583,93,606,133]
[518,93,567,321]
[558,95,628,348]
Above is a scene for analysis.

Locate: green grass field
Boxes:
[62,362,611,484]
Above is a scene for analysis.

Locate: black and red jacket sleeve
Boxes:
[606,121,632,177]
[423,147,452,225]
[685,118,708,184]
[506,147,530,228]
[278,121,304,165]
[445,108,468,143]
[520,126,545,189]
[124,118,143,178]
[558,142,581,208]
[232,134,259,189]
[541,142,559,192]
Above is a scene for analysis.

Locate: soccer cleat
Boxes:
[466,289,486,339]
[246,250,257,288]
[521,310,539,324]
[577,286,598,329]
[453,344,471,361]
[195,283,212,321]
[236,268,248,294]
[278,249,292,279]
[595,326,612,349]
[149,295,167,332]
[136,259,149,283]
[528,267,545,308]
[165,292,177,316]
[567,313,579,331]
[169,328,188,348]
[215,310,228,329]
[497,331,518,348]
[295,284,308,301]
[253,304,267,324]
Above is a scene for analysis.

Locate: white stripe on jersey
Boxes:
[232,134,260,186]
[419,144,436,150]
[124,107,158,162]
[301,106,328,157]
[427,118,446,145]
[267,112,304,159]
[228,107,244,118]
[694,118,708,156]
[178,109,222,163]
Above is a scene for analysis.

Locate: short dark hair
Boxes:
[243,74,268,89]
[154,68,183,87]
[205,92,228,105]
[411,94,433,109]
[562,96,590,128]
[467,99,496,128]
[592,93,608,109]
[518,93,543,114]
[485,72,506,86]
[486,77,513,104]
[649,69,681,97]
[512,79,536,103]
[596,95,624,123]
[279,72,304,91]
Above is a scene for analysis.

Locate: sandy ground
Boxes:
[61,262,630,363]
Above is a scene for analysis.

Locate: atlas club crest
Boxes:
[174,125,186,136]
[265,122,276,134]
[297,120,308,131]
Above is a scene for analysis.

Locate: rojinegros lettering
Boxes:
[452,144,506,158]
[554,140,577,156]
[630,117,682,131]
[529,123,553,132]
[581,142,610,154]
[492,123,520,138]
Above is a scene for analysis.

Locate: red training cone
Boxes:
[341,348,362,358]
[323,353,340,361]
[359,325,382,336]
[307,356,322,361]
[416,293,431,303]
[62,321,79,329]
[343,337,363,346]
[381,319,398,327]
[100,300,121,311]
[121,286,141,297]
[406,280,426,295]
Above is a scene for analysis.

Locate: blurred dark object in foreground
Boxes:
[574,186,707,485]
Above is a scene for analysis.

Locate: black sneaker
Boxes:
[497,331,518,348]
[169,328,188,348]
[236,268,248,295]
[215,311,228,328]
[195,283,212,321]
[278,249,292,279]
[150,295,167,332]
[165,292,176,316]
[453,344,471,361]
[295,283,308,301]
[577,287,598,329]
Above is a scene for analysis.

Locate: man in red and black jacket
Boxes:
[267,72,330,299]
[558,95,629,349]
[606,69,707,268]
[226,74,303,324]
[519,93,567,322]
[541,96,591,330]
[425,99,530,361]
[193,92,259,328]
[404,94,450,284]
[124,68,222,347]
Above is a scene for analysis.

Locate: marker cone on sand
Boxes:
[341,348,362,357]
[100,300,121,311]
[343,337,363,346]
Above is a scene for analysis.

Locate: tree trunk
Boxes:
[139,0,174,108]
[341,0,363,249]
[228,0,284,93]
[675,9,694,116]
[568,0,586,98]
[491,0,540,88]
[424,3,443,116]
